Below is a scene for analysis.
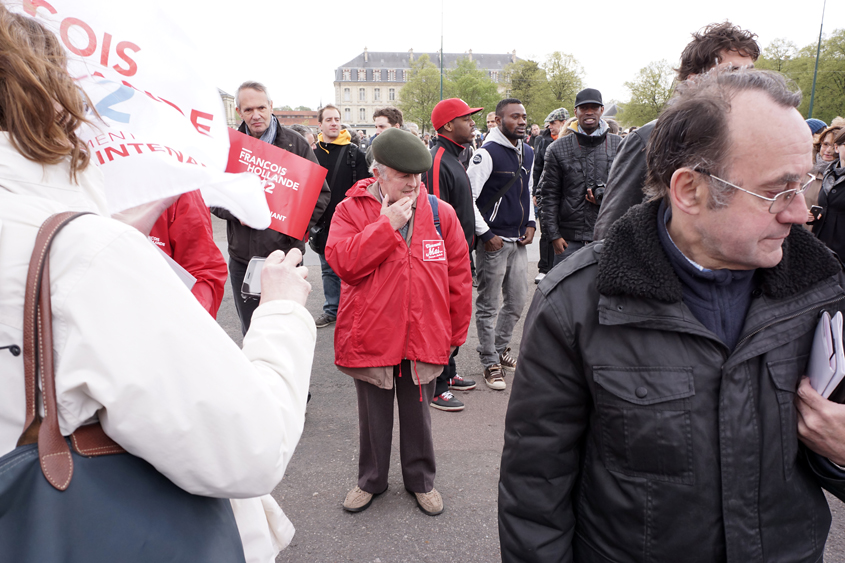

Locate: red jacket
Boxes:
[326,178,471,369]
[148,190,228,317]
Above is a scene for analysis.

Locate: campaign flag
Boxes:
[226,130,327,239]
[8,0,270,229]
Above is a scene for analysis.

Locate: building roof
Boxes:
[335,50,518,81]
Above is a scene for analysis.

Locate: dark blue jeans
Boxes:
[319,253,340,318]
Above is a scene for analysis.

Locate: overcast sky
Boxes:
[168,0,842,111]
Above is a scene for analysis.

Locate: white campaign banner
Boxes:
[6,0,270,229]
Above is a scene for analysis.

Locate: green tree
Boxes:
[445,57,500,129]
[617,60,674,127]
[502,59,555,126]
[275,105,293,111]
[542,51,584,112]
[295,105,312,111]
[755,38,799,73]
[398,54,442,133]
[757,30,845,124]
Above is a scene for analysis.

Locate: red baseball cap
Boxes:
[431,98,483,131]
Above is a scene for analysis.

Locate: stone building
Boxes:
[333,48,518,133]
[218,89,240,129]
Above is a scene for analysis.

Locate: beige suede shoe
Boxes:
[414,488,444,516]
[342,486,375,513]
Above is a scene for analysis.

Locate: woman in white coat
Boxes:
[0,8,315,562]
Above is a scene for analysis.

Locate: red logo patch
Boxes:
[423,240,446,261]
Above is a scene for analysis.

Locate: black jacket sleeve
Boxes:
[539,140,564,241]
[532,136,548,198]
[592,121,654,240]
[499,287,589,562]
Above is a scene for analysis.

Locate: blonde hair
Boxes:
[0,6,92,180]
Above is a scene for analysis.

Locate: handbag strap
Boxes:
[19,211,124,491]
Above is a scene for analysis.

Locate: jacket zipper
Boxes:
[403,243,412,360]
[734,295,845,351]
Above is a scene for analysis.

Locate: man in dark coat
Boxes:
[539,88,620,266]
[593,21,760,240]
[212,81,330,334]
[421,98,481,412]
[500,69,845,563]
[532,108,569,283]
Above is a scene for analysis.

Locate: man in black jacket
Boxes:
[539,88,620,266]
[532,108,569,283]
[593,21,760,240]
[500,68,845,563]
[313,104,371,328]
[421,98,482,411]
[212,81,330,334]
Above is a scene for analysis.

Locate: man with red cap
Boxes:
[422,98,483,411]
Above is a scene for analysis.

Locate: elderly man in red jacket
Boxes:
[326,128,472,517]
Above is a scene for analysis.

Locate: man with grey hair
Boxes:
[500,69,845,561]
[212,81,330,334]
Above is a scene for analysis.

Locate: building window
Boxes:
[373,69,381,81]
[389,88,395,101]
[358,68,366,81]
[344,108,351,121]
[388,69,396,82]
[359,108,366,121]
[401,70,407,81]
[374,88,380,101]
[490,71,499,83]
[359,88,366,101]
[343,88,350,101]
[342,68,351,81]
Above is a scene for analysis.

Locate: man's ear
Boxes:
[669,168,706,216]
[443,122,454,133]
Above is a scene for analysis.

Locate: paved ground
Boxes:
[209,217,845,563]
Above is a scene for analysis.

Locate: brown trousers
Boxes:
[354,360,437,494]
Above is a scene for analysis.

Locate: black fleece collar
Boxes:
[596,200,842,303]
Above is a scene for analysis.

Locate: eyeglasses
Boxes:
[695,170,815,214]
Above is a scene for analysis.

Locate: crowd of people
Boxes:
[4,5,845,561]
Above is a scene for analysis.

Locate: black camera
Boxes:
[593,183,606,205]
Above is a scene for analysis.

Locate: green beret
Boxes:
[371,128,432,174]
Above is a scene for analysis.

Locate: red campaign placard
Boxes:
[226,129,327,239]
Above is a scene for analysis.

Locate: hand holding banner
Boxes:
[226,130,327,239]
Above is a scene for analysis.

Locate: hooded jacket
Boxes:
[539,120,621,242]
[326,178,472,374]
[211,117,330,263]
[314,129,371,229]
[500,199,845,563]
[467,125,535,242]
[148,190,228,317]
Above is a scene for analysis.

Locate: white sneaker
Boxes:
[534,273,546,284]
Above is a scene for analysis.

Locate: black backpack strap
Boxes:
[347,145,358,184]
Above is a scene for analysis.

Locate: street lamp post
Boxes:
[808,0,827,118]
